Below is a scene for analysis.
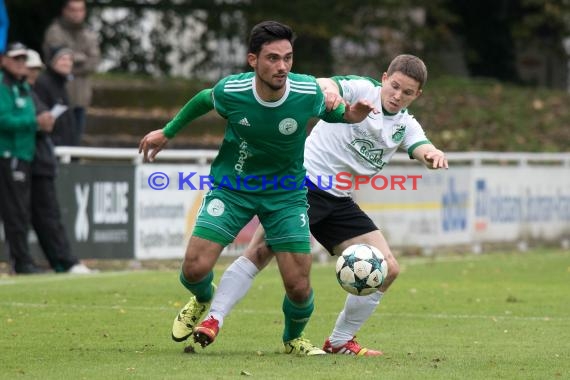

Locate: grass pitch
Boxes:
[1,249,568,379]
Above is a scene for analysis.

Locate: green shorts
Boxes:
[192,188,311,253]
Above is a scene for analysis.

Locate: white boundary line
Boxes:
[0,271,147,286]
[0,301,567,322]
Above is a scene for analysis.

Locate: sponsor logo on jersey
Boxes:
[238,117,251,126]
[207,198,225,216]
[234,140,250,175]
[278,118,298,135]
[392,124,406,143]
[348,139,386,169]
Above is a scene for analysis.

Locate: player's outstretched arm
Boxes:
[318,77,377,122]
[317,78,340,95]
[138,88,215,163]
[343,100,379,123]
[317,78,343,112]
[412,144,449,169]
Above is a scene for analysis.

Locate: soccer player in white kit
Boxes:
[193,54,448,355]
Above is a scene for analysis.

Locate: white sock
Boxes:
[328,291,383,347]
[208,256,259,328]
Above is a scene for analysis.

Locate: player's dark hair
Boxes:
[63,0,85,8]
[248,21,295,55]
[387,54,428,89]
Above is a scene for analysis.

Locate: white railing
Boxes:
[55,147,570,166]
[55,146,217,164]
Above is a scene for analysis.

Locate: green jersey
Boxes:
[210,72,340,193]
[0,71,37,161]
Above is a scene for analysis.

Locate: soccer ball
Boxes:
[335,244,388,296]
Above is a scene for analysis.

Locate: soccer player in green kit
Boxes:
[138,20,375,355]
[193,55,449,356]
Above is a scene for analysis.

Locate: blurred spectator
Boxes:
[34,46,77,146]
[26,49,94,274]
[24,49,43,82]
[0,42,45,274]
[42,0,100,146]
[0,0,8,54]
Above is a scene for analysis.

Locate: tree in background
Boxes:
[4,0,569,87]
[240,0,445,77]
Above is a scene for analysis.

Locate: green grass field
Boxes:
[1,249,569,379]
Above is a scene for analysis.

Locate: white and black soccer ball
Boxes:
[335,244,388,296]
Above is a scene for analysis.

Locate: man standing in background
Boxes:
[42,0,100,146]
[26,48,95,274]
[0,42,51,274]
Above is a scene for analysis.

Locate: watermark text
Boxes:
[145,171,422,191]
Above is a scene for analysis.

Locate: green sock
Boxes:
[282,289,314,343]
[179,270,214,303]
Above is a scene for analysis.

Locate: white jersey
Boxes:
[304,75,430,197]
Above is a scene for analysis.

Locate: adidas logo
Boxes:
[238,117,251,127]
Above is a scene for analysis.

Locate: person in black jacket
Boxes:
[26,48,94,274]
[33,46,78,146]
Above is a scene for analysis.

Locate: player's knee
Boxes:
[284,279,311,303]
[181,257,209,282]
[244,243,273,270]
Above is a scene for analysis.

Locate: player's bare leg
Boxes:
[194,226,274,347]
[275,252,325,355]
[172,236,222,342]
[325,230,399,355]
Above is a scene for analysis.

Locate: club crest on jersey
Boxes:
[278,118,298,135]
[392,124,406,143]
[207,198,225,217]
[348,139,386,169]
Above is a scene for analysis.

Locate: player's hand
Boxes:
[424,149,448,169]
[318,78,343,111]
[343,100,379,123]
[138,129,168,163]
[323,90,345,112]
